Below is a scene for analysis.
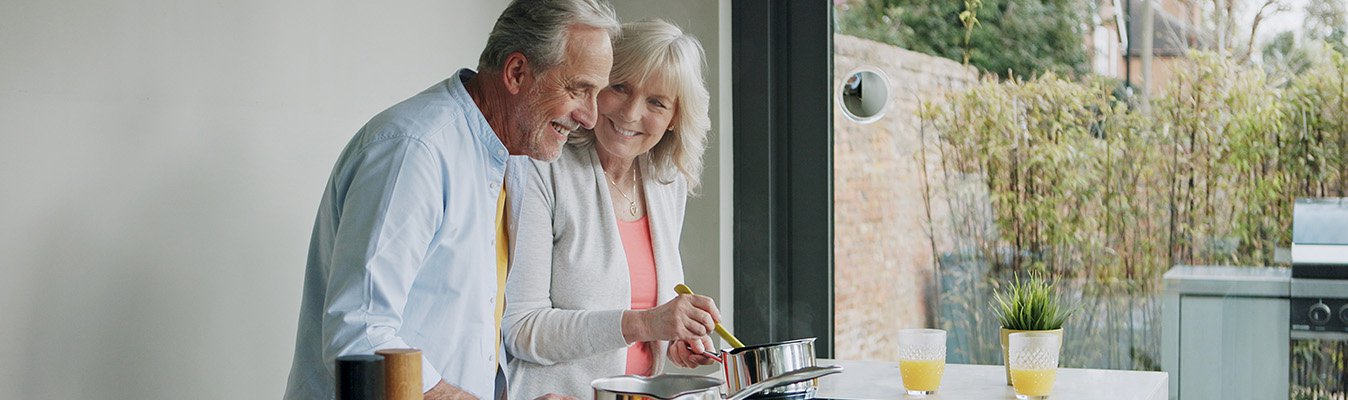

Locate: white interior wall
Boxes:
[0,0,729,398]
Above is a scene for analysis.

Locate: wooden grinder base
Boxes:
[376,348,423,400]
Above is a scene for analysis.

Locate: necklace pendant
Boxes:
[629,201,639,216]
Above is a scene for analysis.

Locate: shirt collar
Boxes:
[448,68,509,169]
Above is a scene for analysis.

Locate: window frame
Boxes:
[730,0,835,357]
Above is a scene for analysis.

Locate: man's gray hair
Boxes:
[478,0,621,72]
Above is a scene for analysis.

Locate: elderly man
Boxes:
[283,1,618,399]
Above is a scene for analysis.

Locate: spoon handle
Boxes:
[674,283,746,348]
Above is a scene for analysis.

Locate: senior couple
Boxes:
[283,0,720,399]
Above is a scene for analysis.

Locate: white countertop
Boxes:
[1163,265,1290,297]
[814,359,1168,400]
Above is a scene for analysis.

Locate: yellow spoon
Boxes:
[673,283,745,348]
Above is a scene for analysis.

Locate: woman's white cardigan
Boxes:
[502,143,687,398]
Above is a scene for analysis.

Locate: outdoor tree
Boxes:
[1258,1,1347,87]
[835,0,1089,79]
[1261,30,1316,86]
[1240,0,1293,63]
[1304,0,1348,54]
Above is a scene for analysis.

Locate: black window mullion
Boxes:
[732,0,834,357]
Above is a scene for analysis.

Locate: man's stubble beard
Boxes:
[513,89,565,162]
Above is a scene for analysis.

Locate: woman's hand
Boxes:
[668,336,718,368]
[622,294,720,343]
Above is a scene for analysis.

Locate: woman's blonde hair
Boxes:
[569,18,711,194]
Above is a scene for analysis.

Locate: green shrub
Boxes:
[920,48,1347,372]
[992,273,1076,330]
[922,50,1348,277]
[834,0,1088,79]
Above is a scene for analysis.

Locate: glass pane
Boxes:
[831,0,1348,397]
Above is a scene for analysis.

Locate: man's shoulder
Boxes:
[351,78,497,155]
[364,80,471,141]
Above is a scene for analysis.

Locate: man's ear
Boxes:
[501,52,533,95]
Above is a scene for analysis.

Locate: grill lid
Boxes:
[1291,198,1348,278]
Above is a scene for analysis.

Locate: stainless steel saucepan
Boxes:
[592,365,842,400]
[669,284,838,396]
[712,338,829,396]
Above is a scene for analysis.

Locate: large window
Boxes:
[826,0,1347,397]
[732,1,1346,395]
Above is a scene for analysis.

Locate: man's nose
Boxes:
[574,95,599,130]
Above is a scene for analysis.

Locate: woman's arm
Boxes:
[504,162,718,364]
[502,159,630,365]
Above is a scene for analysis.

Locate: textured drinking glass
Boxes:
[897,329,946,396]
[1008,332,1061,400]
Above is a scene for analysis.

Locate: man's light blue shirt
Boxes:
[285,69,507,400]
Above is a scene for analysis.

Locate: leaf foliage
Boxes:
[992,272,1076,330]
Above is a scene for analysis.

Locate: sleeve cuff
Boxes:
[420,356,442,394]
[590,309,631,351]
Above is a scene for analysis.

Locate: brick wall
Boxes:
[832,34,978,361]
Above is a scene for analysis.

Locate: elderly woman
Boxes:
[502,19,718,397]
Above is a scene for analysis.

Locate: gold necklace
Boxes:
[607,164,640,217]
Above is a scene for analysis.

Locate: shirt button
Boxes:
[489,182,499,190]
[496,149,505,157]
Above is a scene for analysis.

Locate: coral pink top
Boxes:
[617,216,658,376]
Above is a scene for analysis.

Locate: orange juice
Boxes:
[1010,368,1057,397]
[899,359,945,392]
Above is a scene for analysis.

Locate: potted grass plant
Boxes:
[993,273,1076,385]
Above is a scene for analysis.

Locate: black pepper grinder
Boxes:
[336,354,386,400]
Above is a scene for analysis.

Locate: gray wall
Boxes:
[0,0,729,398]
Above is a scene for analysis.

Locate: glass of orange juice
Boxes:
[897,329,946,396]
[1008,332,1061,399]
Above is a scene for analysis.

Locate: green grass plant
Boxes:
[992,273,1075,330]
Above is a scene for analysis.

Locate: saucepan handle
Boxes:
[723,365,844,400]
[682,345,725,364]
